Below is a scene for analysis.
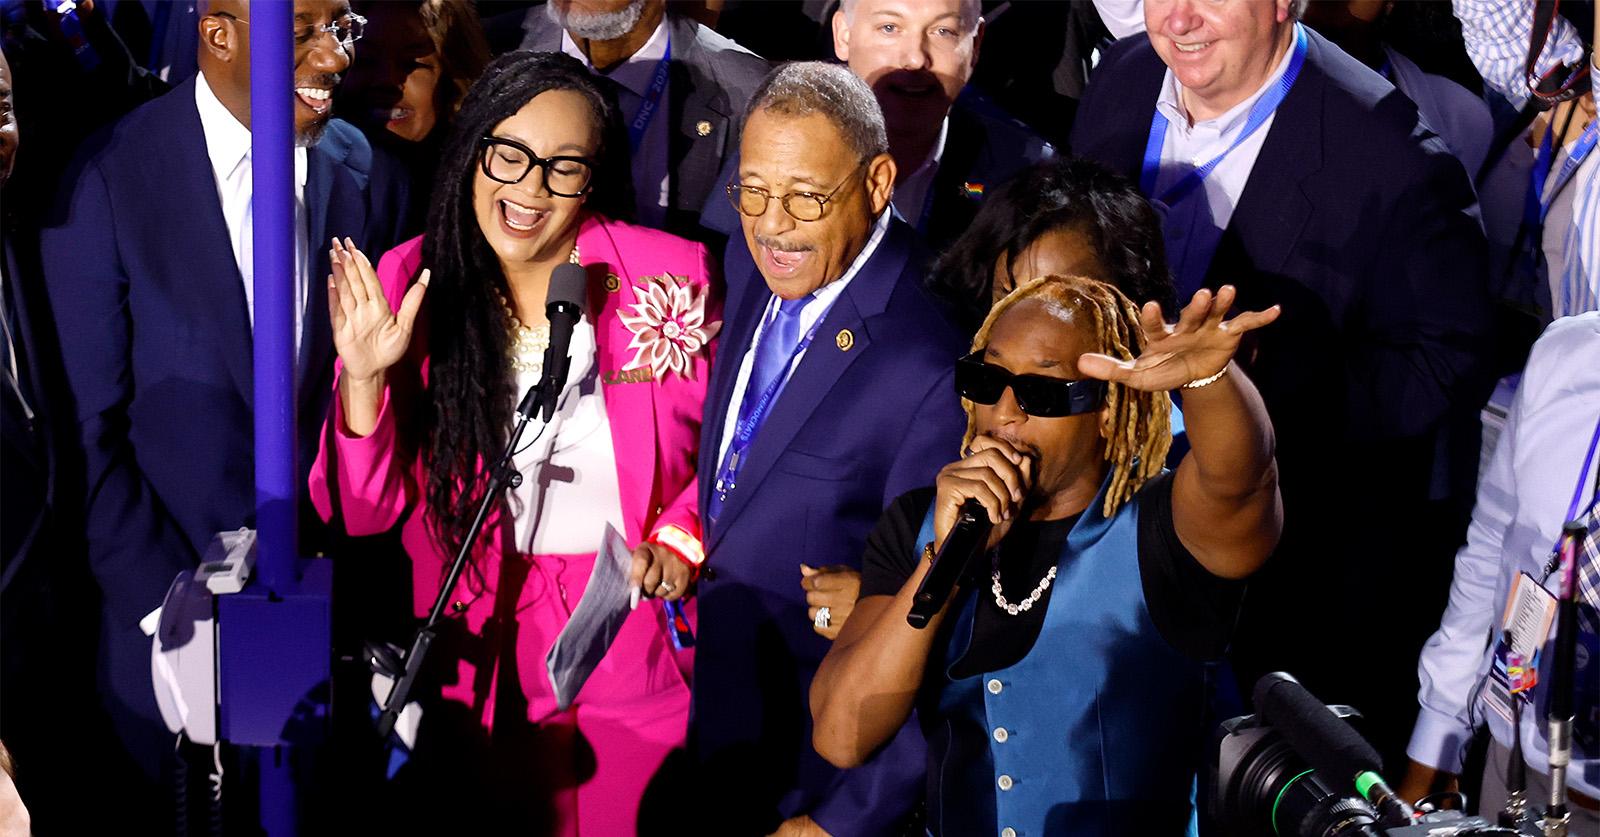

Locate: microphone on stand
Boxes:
[1541,520,1586,837]
[907,499,993,629]
[538,262,587,421]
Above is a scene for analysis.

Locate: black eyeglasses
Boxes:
[955,352,1107,417]
[479,137,595,198]
[725,161,866,222]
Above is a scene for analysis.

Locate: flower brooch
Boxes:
[618,275,721,381]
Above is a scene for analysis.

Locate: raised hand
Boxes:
[327,237,429,385]
[1076,285,1279,392]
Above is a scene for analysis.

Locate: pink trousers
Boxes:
[422,548,692,836]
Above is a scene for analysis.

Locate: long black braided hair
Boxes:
[417,50,626,558]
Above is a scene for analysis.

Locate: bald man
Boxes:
[38,0,405,823]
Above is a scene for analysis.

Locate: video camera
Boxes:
[1211,673,1550,837]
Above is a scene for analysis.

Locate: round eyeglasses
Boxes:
[479,137,595,198]
[725,161,867,223]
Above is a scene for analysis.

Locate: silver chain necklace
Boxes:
[991,565,1057,616]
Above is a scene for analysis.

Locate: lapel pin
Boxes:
[604,273,621,293]
[835,329,855,351]
[695,120,713,137]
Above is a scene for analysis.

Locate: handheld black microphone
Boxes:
[1253,673,1415,827]
[538,262,587,421]
[907,499,992,629]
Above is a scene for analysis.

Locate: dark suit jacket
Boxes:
[918,90,1054,253]
[693,217,967,836]
[37,76,404,776]
[519,8,770,240]
[1069,28,1496,749]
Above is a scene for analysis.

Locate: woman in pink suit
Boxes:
[309,51,719,833]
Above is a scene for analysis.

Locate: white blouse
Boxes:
[506,312,627,555]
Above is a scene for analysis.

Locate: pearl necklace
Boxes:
[497,246,582,376]
[991,565,1057,616]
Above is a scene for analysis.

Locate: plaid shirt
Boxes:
[1455,0,1598,316]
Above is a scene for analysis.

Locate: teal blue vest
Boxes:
[915,476,1210,836]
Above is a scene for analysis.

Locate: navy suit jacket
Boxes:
[918,90,1054,253]
[38,76,404,768]
[1068,29,1496,741]
[694,218,967,836]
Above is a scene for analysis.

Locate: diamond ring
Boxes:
[814,606,832,630]
[656,580,675,595]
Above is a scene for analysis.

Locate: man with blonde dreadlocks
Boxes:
[811,275,1283,836]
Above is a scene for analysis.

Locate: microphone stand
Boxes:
[1540,520,1585,837]
[1500,631,1531,829]
[373,355,559,739]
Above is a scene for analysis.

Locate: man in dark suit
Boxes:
[38,0,404,817]
[519,0,769,240]
[694,61,966,837]
[829,0,1052,252]
[1069,0,1495,768]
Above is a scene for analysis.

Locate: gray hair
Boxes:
[546,0,647,41]
[838,0,982,33]
[745,61,889,160]
[1287,0,1308,19]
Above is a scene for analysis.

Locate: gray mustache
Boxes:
[756,236,811,253]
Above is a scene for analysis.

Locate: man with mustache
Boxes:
[37,0,405,825]
[520,0,769,240]
[693,61,966,837]
[812,276,1283,836]
[830,0,1051,252]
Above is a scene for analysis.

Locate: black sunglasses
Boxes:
[955,351,1107,417]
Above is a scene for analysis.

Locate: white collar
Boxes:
[1156,27,1299,136]
[195,71,310,189]
[196,70,252,181]
[560,16,670,98]
[779,207,893,317]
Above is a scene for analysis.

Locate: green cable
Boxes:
[1354,770,1381,801]
[1271,769,1317,836]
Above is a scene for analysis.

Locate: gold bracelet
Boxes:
[922,542,936,564]
[1182,366,1230,389]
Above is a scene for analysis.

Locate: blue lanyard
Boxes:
[1562,415,1600,524]
[1524,119,1599,231]
[713,306,824,501]
[626,40,672,155]
[1139,23,1308,206]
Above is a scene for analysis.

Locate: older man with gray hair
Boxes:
[693,61,966,837]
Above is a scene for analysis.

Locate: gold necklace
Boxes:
[497,246,582,375]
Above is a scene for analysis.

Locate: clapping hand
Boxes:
[1076,286,1279,392]
[327,237,429,385]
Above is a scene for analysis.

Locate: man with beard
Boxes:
[38,0,405,824]
[829,0,1052,252]
[694,62,966,836]
[519,0,769,239]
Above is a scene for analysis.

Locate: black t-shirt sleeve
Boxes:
[1137,472,1248,662]
[859,488,937,599]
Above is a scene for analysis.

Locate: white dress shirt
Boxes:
[1150,32,1297,294]
[195,71,311,355]
[892,116,949,231]
[715,209,893,465]
[562,18,672,229]
[1410,312,1600,798]
[507,312,627,555]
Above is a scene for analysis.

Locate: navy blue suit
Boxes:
[1069,29,1496,765]
[38,76,405,782]
[694,218,967,836]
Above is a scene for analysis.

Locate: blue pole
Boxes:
[251,0,296,594]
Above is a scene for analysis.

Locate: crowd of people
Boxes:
[0,0,1596,835]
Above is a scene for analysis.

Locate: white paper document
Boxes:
[546,523,635,711]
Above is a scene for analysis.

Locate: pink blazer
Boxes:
[309,213,720,582]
